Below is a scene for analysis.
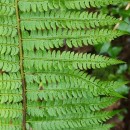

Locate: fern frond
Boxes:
[0,36,19,55]
[0,1,23,129]
[0,12,17,37]
[19,0,125,12]
[25,68,124,97]
[0,103,22,118]
[26,111,116,130]
[0,73,21,90]
[0,55,19,72]
[26,81,122,101]
[0,0,126,129]
[0,1,15,16]
[20,11,119,30]
[0,26,17,37]
[0,118,22,130]
[65,124,113,130]
[25,68,100,85]
[24,50,124,70]
[23,29,123,50]
[27,95,118,117]
[0,16,17,27]
[0,89,22,103]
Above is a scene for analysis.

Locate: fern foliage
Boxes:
[18,0,125,11]
[20,11,119,30]
[24,50,124,70]
[0,0,127,130]
[23,29,123,49]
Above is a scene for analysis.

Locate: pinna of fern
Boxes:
[0,36,19,55]
[26,111,117,130]
[20,11,119,30]
[27,93,119,116]
[22,29,124,50]
[24,50,124,70]
[25,67,125,98]
[18,0,125,12]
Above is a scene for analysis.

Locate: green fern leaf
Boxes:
[65,124,113,130]
[20,11,119,30]
[0,36,19,55]
[19,0,125,12]
[0,118,22,130]
[0,0,15,16]
[0,55,19,72]
[26,111,117,130]
[23,29,124,50]
[0,103,22,118]
[25,68,124,97]
[0,0,127,129]
[24,50,124,70]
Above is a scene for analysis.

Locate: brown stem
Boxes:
[15,1,26,130]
